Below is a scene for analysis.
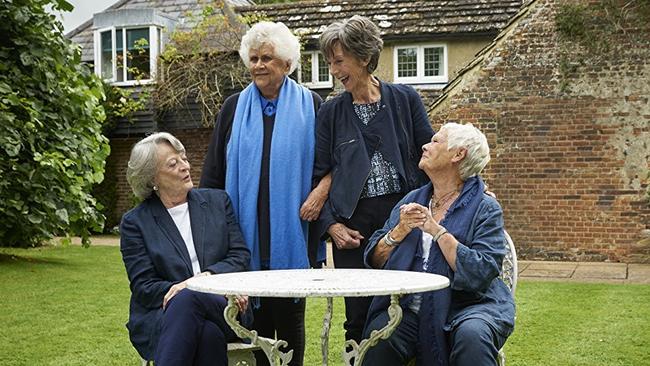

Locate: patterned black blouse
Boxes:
[353,100,403,198]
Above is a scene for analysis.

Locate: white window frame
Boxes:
[298,51,333,89]
[393,44,448,85]
[94,25,160,86]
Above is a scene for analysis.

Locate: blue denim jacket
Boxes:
[364,178,515,365]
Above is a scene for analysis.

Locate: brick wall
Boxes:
[428,0,650,262]
[107,128,214,227]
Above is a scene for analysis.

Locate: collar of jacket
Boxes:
[148,189,209,273]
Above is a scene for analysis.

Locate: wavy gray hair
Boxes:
[319,15,383,74]
[239,21,301,74]
[443,123,491,180]
[126,132,186,199]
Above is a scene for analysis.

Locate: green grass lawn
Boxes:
[1,246,649,365]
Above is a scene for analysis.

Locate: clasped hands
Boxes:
[162,272,249,314]
[394,202,443,237]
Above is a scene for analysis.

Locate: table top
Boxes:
[186,268,449,298]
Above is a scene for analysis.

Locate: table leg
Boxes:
[223,296,293,366]
[320,297,334,365]
[342,294,403,366]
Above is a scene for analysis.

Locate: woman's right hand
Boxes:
[234,295,249,314]
[163,280,187,309]
[328,223,364,249]
[391,203,428,240]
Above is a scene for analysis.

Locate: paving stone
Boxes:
[627,264,650,284]
[517,262,530,273]
[573,262,627,280]
[519,261,577,278]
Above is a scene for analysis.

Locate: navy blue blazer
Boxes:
[120,188,250,360]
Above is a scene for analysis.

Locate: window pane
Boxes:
[424,47,443,77]
[397,48,417,78]
[116,30,124,82]
[317,53,329,82]
[301,53,312,83]
[126,28,150,80]
[100,31,113,79]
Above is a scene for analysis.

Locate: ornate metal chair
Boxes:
[406,230,518,366]
[497,230,518,366]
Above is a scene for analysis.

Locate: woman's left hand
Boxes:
[407,203,443,235]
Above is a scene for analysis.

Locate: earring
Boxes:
[153,185,158,191]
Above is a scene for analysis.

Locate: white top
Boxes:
[187,269,449,298]
[409,231,434,313]
[167,202,201,275]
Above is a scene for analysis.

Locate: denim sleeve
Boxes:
[451,197,506,294]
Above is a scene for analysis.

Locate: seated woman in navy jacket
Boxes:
[363,123,515,366]
[120,132,251,365]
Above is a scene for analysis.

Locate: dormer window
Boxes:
[97,27,156,83]
[93,9,175,85]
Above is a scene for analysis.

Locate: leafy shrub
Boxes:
[0,0,110,247]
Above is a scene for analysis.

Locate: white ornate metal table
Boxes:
[187,268,449,366]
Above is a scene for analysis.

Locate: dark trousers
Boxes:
[252,297,306,366]
[449,318,506,366]
[363,312,507,366]
[155,289,237,366]
[362,309,419,365]
[333,193,403,343]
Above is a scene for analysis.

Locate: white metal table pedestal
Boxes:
[188,269,449,366]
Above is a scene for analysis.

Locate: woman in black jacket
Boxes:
[314,15,434,343]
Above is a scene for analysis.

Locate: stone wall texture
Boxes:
[428,0,650,262]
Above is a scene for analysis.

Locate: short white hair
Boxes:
[239,21,301,74]
[442,122,491,180]
[126,132,185,199]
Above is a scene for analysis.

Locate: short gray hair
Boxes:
[239,21,301,74]
[442,123,491,180]
[126,132,186,199]
[319,15,383,74]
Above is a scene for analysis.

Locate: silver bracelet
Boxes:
[384,230,400,247]
[433,227,448,242]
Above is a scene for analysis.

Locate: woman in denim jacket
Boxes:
[363,123,515,366]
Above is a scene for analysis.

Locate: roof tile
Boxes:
[237,0,522,41]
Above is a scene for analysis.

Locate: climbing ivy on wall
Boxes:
[555,0,650,92]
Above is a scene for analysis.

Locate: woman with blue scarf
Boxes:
[363,123,515,366]
[200,22,327,366]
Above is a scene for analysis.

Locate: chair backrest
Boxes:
[500,230,518,295]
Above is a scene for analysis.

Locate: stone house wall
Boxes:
[428,0,650,262]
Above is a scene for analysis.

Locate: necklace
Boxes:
[429,188,460,216]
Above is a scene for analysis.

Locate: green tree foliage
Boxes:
[0,0,110,247]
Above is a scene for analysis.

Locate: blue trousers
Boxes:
[448,318,506,366]
[155,289,237,366]
[362,309,419,365]
[362,310,506,366]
